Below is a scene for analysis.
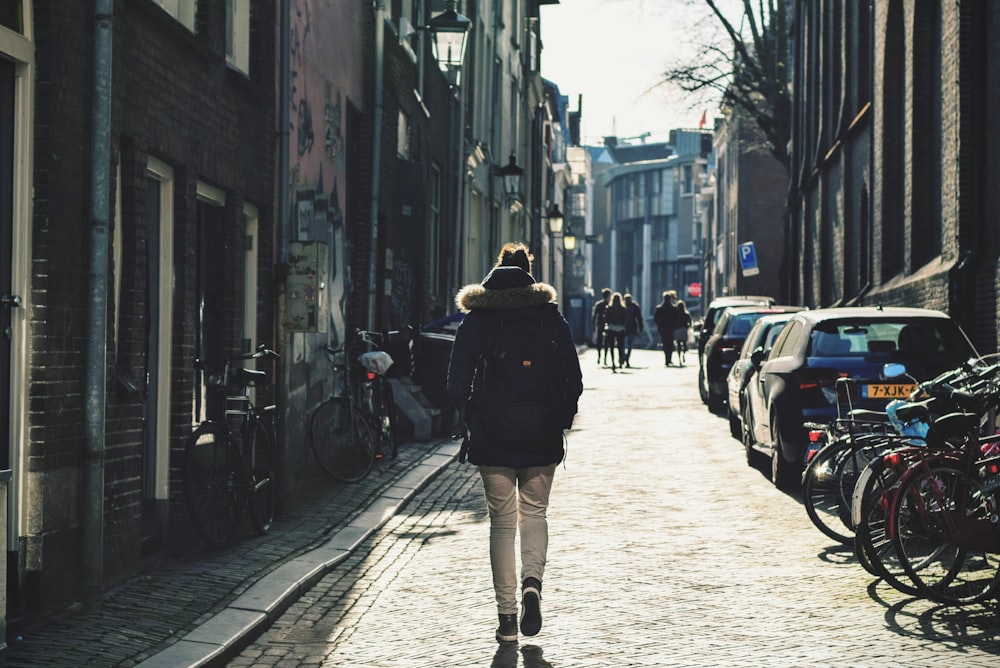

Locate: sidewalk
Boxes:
[5,437,462,668]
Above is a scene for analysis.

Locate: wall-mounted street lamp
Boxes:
[494,153,525,203]
[427,0,471,72]
[545,204,564,235]
[563,224,577,251]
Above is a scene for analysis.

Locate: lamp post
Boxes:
[563,224,577,251]
[545,204,564,284]
[495,153,525,203]
[427,0,471,84]
[420,0,471,297]
[488,153,525,271]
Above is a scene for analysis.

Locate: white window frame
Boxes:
[226,0,250,74]
[2,9,34,546]
[242,202,259,354]
[146,157,175,501]
[154,0,196,32]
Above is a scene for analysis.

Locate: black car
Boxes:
[747,307,977,488]
[699,305,805,413]
[697,295,774,360]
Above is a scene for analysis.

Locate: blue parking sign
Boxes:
[739,242,760,276]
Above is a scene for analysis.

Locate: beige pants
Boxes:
[478,464,557,614]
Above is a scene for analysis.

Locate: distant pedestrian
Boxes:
[673,300,693,366]
[591,288,612,365]
[446,241,584,644]
[653,290,681,365]
[623,293,643,368]
[604,292,628,371]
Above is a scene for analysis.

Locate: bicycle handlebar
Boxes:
[194,343,279,369]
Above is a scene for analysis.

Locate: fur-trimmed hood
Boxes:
[455,266,557,313]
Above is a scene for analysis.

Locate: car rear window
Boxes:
[808,320,967,357]
[727,313,765,337]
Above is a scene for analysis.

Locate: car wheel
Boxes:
[728,404,741,440]
[742,401,761,467]
[770,421,799,490]
[698,367,708,404]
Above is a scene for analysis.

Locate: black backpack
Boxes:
[475,309,566,450]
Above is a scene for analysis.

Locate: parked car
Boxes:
[696,295,774,361]
[699,305,805,412]
[725,312,798,439]
[745,307,978,488]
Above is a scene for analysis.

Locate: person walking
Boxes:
[673,299,693,366]
[603,292,628,371]
[446,242,584,644]
[623,293,643,368]
[653,290,680,365]
[591,288,611,365]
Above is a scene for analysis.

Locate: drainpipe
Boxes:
[368,1,386,330]
[278,0,291,264]
[84,0,114,601]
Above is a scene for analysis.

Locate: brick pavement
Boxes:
[9,348,1000,667]
[229,349,1000,667]
[5,434,459,667]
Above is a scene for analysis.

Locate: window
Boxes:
[226,0,250,74]
[771,320,802,358]
[682,164,693,195]
[153,0,195,31]
[1,1,24,33]
[397,110,411,159]
[661,169,673,215]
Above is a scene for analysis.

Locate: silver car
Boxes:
[726,313,797,440]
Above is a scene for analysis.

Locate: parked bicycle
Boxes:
[843,355,1000,603]
[356,330,400,461]
[183,344,280,548]
[310,329,398,482]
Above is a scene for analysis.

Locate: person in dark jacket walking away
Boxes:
[591,287,611,365]
[447,242,584,644]
[653,290,681,365]
[622,293,643,368]
[673,299,693,366]
[603,292,628,371]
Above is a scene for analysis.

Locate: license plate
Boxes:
[863,383,915,398]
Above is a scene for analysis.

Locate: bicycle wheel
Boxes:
[246,416,277,535]
[183,422,244,548]
[892,465,1000,605]
[309,397,377,482]
[851,459,921,596]
[803,440,854,544]
[376,379,398,460]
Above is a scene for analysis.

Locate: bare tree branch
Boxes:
[661,0,790,169]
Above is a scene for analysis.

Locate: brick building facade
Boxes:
[4,0,277,612]
[788,0,1000,353]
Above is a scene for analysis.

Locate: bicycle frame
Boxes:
[888,427,1000,553]
[185,344,279,546]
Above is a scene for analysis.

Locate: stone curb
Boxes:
[134,441,462,668]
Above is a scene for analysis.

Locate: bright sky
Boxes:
[539,0,738,145]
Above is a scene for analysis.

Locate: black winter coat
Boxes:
[447,267,584,468]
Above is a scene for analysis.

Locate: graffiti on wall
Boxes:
[288,0,349,345]
[389,249,413,328]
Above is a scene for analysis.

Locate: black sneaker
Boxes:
[496,613,518,642]
[520,578,542,637]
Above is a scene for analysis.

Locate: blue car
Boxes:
[747,307,977,488]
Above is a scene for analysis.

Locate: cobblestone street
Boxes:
[227,348,1000,667]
